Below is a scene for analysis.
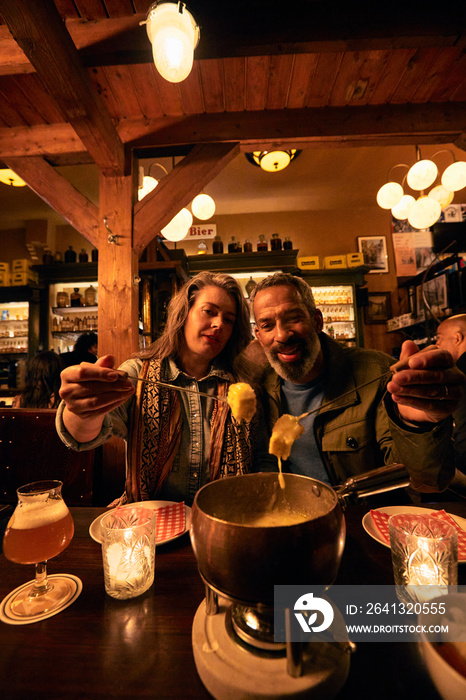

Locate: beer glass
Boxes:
[2,480,76,621]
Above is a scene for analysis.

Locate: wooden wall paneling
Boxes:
[328,51,366,106]
[222,57,246,112]
[103,64,143,119]
[127,63,166,119]
[410,46,464,103]
[98,170,139,364]
[0,76,48,125]
[21,74,66,124]
[349,49,393,106]
[306,52,344,107]
[266,54,295,110]
[89,66,122,119]
[54,0,79,18]
[152,73,184,115]
[287,53,319,109]
[199,59,225,113]
[368,49,417,105]
[0,80,28,127]
[179,62,206,114]
[245,56,270,111]
[428,49,466,102]
[102,0,135,18]
[389,47,441,103]
[73,0,107,20]
[0,122,86,159]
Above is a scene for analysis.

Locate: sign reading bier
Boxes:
[188,224,217,239]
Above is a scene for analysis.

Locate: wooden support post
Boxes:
[98,171,139,365]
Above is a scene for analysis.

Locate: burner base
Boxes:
[192,597,351,699]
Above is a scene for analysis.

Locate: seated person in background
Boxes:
[56,272,261,506]
[434,314,466,494]
[250,272,464,494]
[13,350,64,408]
[60,332,98,368]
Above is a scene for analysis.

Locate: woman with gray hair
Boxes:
[56,272,256,505]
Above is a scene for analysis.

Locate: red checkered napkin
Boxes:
[155,502,186,543]
[370,509,466,561]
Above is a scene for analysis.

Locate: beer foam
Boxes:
[9,499,69,530]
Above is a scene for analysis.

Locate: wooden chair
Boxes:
[0,408,95,506]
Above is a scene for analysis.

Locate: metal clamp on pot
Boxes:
[335,463,410,506]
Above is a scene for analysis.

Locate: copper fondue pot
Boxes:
[190,473,345,607]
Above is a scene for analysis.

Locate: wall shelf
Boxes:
[52,306,98,316]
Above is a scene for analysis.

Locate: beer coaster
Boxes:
[0,574,82,625]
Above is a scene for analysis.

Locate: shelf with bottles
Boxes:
[52,305,98,316]
[310,285,354,306]
[324,322,355,342]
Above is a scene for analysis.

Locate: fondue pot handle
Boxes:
[335,463,410,505]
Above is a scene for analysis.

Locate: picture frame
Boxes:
[357,236,389,273]
[364,292,392,325]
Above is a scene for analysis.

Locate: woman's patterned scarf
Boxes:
[122,359,252,503]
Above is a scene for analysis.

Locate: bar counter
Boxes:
[1,502,465,699]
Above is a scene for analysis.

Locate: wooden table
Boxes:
[0,502,464,699]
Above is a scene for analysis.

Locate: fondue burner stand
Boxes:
[192,585,352,700]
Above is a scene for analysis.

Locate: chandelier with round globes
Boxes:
[376,147,466,230]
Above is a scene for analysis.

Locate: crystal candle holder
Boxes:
[388,513,458,605]
[101,507,156,600]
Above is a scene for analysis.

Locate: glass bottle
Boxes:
[54,251,63,263]
[70,288,82,307]
[228,236,242,253]
[91,248,98,262]
[84,284,97,307]
[257,234,268,252]
[79,248,88,263]
[197,241,208,254]
[64,246,77,263]
[245,277,257,298]
[212,235,224,254]
[283,236,293,250]
[243,239,253,252]
[56,290,69,308]
[271,233,282,251]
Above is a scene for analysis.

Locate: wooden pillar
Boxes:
[97,171,139,366]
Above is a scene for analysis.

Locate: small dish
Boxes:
[89,500,191,546]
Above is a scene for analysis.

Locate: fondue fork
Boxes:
[135,377,229,404]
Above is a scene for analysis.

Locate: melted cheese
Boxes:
[227,382,257,421]
[269,414,304,461]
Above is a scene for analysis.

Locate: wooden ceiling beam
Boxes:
[0,103,464,162]
[3,156,99,245]
[133,142,240,255]
[0,0,126,176]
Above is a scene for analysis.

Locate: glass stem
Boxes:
[32,561,52,597]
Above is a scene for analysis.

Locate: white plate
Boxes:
[362,505,466,552]
[89,500,192,546]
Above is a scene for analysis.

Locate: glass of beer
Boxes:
[2,480,76,621]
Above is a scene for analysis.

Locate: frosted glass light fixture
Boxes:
[407,159,438,191]
[427,185,454,209]
[391,194,415,220]
[143,2,200,83]
[161,207,193,241]
[441,161,466,192]
[407,197,442,230]
[376,181,404,209]
[0,169,26,187]
[192,193,215,220]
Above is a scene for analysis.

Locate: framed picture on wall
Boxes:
[357,236,389,273]
[364,292,392,324]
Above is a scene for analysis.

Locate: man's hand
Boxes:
[386,340,464,424]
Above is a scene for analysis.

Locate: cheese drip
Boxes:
[269,414,305,490]
[227,382,257,421]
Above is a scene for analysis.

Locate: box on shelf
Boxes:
[297,256,320,270]
[0,272,10,286]
[11,270,38,286]
[0,263,9,274]
[324,255,347,269]
[347,253,364,268]
[12,259,32,272]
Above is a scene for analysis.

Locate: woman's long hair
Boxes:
[19,351,64,408]
[135,272,253,378]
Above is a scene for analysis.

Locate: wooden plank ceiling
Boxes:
[0,0,464,168]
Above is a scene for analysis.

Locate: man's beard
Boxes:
[265,332,321,382]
